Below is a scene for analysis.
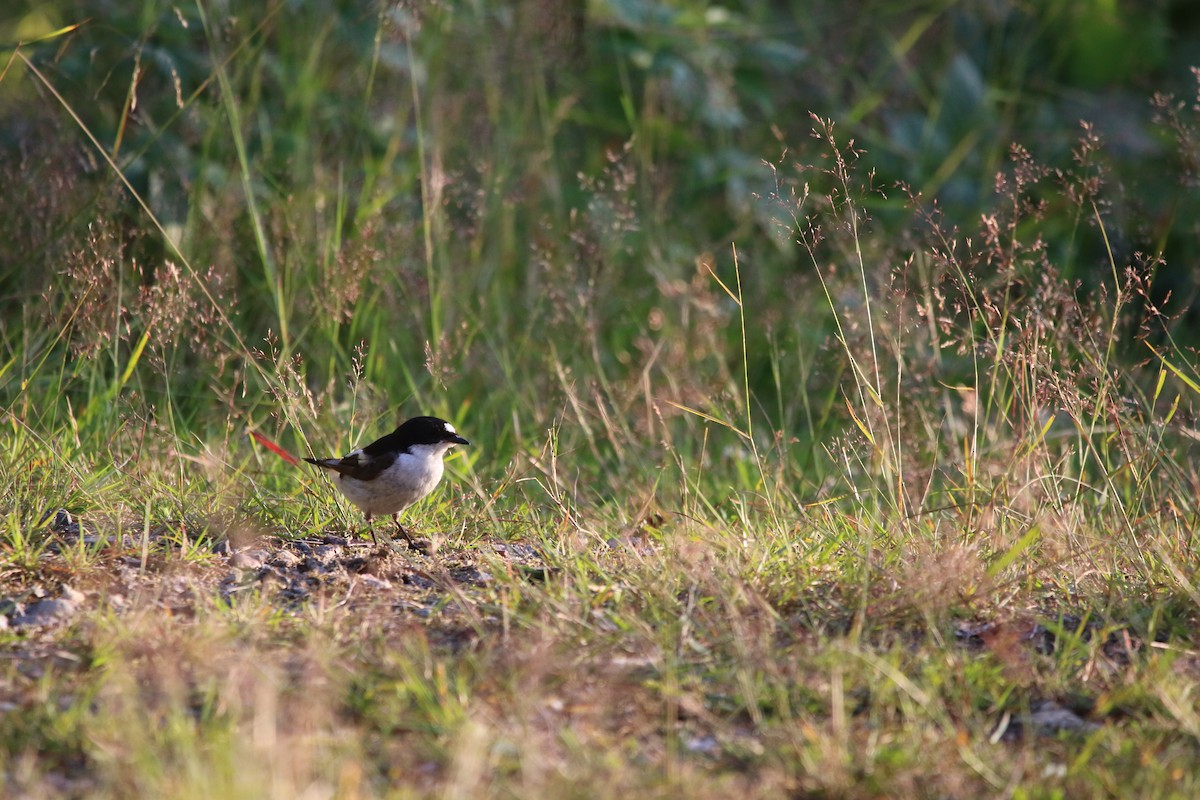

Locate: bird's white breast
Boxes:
[333,443,450,516]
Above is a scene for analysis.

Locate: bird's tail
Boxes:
[303,457,338,469]
[249,430,301,466]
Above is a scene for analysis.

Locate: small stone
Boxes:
[359,574,393,591]
[280,581,311,603]
[258,567,287,587]
[403,572,436,590]
[450,565,491,585]
[313,545,340,562]
[492,542,539,559]
[992,701,1101,743]
[683,735,720,756]
[270,549,302,568]
[12,598,79,627]
[231,550,265,569]
[1027,703,1099,736]
[298,555,325,574]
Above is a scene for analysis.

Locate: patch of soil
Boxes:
[2,521,555,637]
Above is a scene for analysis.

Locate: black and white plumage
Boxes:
[304,416,469,546]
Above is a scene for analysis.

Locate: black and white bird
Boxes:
[304,416,469,547]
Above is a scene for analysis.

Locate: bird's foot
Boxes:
[389,519,430,554]
[369,536,429,556]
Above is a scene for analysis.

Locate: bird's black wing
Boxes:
[361,429,410,457]
[304,448,398,481]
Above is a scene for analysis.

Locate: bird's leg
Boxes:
[365,513,378,545]
[392,513,415,547]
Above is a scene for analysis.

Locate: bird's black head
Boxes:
[394,416,470,447]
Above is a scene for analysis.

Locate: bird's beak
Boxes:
[451,434,470,446]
